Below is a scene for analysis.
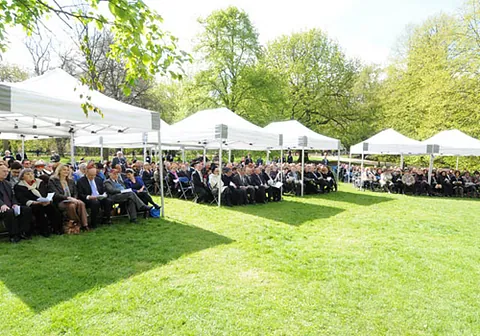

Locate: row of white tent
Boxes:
[349,128,480,184]
[2,69,479,208]
[0,68,342,211]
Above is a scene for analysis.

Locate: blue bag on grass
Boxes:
[150,207,160,218]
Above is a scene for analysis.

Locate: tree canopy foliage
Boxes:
[4,1,480,162]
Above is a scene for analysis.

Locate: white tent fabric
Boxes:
[350,128,426,155]
[164,107,281,150]
[263,120,340,150]
[0,68,159,137]
[422,129,480,156]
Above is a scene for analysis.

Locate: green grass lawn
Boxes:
[1,184,480,335]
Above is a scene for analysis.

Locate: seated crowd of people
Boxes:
[342,165,480,197]
[163,155,337,206]
[0,151,160,244]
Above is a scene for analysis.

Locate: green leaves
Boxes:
[1,0,189,117]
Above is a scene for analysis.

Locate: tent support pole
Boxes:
[428,154,434,185]
[203,147,206,166]
[143,132,147,163]
[228,149,231,163]
[182,147,186,163]
[218,141,223,207]
[280,145,284,197]
[21,136,25,160]
[400,154,404,170]
[360,149,364,191]
[301,147,305,197]
[456,156,459,170]
[158,128,165,217]
[266,150,270,164]
[70,131,75,167]
[336,142,341,183]
[100,136,104,161]
[348,151,352,183]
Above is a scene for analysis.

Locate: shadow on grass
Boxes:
[0,219,232,312]
[325,190,393,206]
[229,199,344,226]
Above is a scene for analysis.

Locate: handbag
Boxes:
[150,207,160,218]
[63,219,81,234]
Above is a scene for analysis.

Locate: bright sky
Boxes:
[3,0,463,69]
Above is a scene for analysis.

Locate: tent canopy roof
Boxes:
[165,107,280,150]
[0,68,159,138]
[422,129,480,156]
[350,128,426,155]
[263,120,340,150]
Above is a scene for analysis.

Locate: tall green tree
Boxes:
[264,29,373,145]
[194,6,261,113]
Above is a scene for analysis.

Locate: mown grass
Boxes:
[0,184,479,335]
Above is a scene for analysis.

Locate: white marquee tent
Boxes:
[350,128,426,155]
[422,129,480,157]
[264,120,341,196]
[422,129,480,183]
[165,107,282,206]
[0,68,166,215]
[165,107,281,150]
[349,128,427,185]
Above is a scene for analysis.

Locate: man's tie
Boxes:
[89,179,99,196]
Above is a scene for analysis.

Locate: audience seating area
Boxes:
[339,164,480,197]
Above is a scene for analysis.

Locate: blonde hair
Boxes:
[53,163,71,180]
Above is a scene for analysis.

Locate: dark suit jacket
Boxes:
[48,177,77,203]
[77,176,106,202]
[232,174,250,187]
[104,178,127,196]
[191,170,205,190]
[0,180,17,207]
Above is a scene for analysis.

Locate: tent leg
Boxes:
[143,132,147,163]
[21,135,25,161]
[428,154,434,184]
[266,150,270,164]
[360,150,364,190]
[280,146,284,197]
[203,147,206,166]
[336,143,341,184]
[301,147,305,197]
[100,145,103,162]
[70,131,75,167]
[158,129,165,217]
[400,154,404,170]
[456,156,459,170]
[182,147,186,163]
[348,152,352,183]
[218,141,223,207]
[228,149,231,163]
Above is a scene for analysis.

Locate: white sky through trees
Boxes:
[2,0,462,70]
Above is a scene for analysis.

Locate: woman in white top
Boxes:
[208,167,232,206]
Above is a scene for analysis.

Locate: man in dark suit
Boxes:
[77,165,113,228]
[191,162,211,203]
[232,167,256,204]
[0,164,32,243]
[222,168,247,205]
[247,167,266,203]
[104,169,150,223]
[111,151,126,171]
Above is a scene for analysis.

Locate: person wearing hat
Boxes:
[50,151,61,163]
[33,160,46,179]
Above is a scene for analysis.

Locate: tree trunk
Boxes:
[2,140,9,152]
